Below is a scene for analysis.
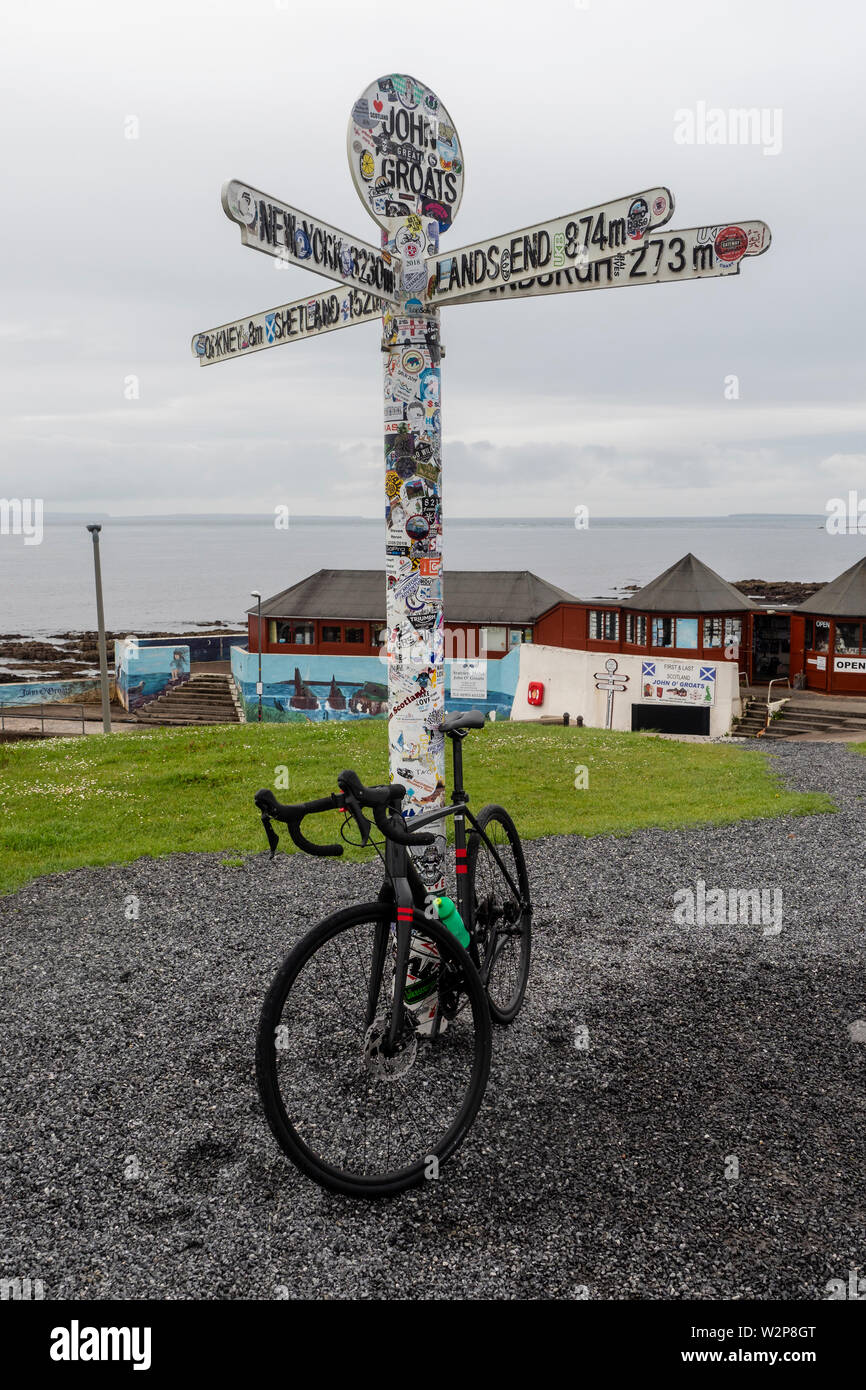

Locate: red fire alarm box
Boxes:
[527,681,544,707]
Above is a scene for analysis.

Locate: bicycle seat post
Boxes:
[449,729,467,805]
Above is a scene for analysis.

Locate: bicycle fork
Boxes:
[368,841,419,1053]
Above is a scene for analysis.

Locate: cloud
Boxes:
[0,0,863,517]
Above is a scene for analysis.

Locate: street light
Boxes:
[251,590,263,722]
[86,525,112,734]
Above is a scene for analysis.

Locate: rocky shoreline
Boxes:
[0,624,241,683]
[731,578,826,604]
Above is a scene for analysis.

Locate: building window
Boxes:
[482,625,507,653]
[346,627,365,644]
[652,617,674,648]
[675,617,699,648]
[624,613,646,645]
[814,620,830,653]
[322,626,341,644]
[275,621,314,644]
[724,618,743,652]
[703,617,723,647]
[836,622,862,654]
[589,610,618,641]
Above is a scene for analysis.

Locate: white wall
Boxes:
[510,645,741,737]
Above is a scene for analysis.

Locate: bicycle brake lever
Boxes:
[343,791,371,846]
[261,814,280,860]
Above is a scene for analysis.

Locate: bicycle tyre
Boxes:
[256,902,492,1198]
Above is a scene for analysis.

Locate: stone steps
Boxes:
[134,673,242,726]
[735,697,866,740]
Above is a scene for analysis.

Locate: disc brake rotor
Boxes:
[363,1015,418,1082]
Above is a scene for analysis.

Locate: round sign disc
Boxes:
[348,74,464,234]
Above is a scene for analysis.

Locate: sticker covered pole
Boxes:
[381,300,445,887]
[348,73,465,891]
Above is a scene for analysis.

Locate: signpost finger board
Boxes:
[442,221,771,306]
[222,179,402,303]
[425,187,674,302]
[191,284,384,366]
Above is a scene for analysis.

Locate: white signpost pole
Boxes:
[348,73,466,892]
[192,71,773,900]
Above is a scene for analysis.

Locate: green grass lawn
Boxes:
[0,721,834,895]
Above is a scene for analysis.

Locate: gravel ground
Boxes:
[2,741,865,1301]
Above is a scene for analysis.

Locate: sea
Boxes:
[3,514,864,637]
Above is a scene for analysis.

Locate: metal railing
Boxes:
[762,677,792,733]
[0,703,92,735]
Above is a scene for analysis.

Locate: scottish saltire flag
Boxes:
[642,661,656,677]
[699,666,716,682]
[265,314,276,343]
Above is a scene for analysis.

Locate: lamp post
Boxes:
[86,524,112,734]
[251,590,263,722]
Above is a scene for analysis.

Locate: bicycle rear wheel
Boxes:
[256,903,492,1197]
[467,804,532,1024]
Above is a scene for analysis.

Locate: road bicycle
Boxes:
[253,709,532,1197]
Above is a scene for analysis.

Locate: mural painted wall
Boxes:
[0,677,115,707]
[137,634,245,662]
[114,641,190,712]
[231,646,519,724]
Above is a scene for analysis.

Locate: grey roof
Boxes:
[797,555,866,616]
[621,553,757,613]
[250,569,581,624]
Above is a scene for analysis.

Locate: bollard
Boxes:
[576,715,584,727]
[563,712,570,726]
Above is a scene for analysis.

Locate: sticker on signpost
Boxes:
[347,73,464,233]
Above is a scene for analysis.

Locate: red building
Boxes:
[246,554,866,697]
[247,569,581,659]
[541,552,759,675]
[793,555,866,694]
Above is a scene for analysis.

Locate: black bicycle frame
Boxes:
[370,731,526,1051]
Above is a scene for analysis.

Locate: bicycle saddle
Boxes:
[440,710,486,733]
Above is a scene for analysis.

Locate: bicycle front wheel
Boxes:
[256,903,492,1198]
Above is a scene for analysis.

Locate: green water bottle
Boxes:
[435,895,470,948]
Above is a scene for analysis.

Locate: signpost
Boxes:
[444,221,772,307]
[425,188,674,303]
[192,71,772,891]
[594,657,629,730]
[222,180,401,301]
[193,285,384,366]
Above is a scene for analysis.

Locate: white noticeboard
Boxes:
[834,656,864,673]
[450,659,487,700]
[640,659,716,706]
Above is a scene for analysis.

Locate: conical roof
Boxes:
[798,555,866,616]
[622,553,757,613]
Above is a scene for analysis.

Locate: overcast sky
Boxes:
[1,0,863,518]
